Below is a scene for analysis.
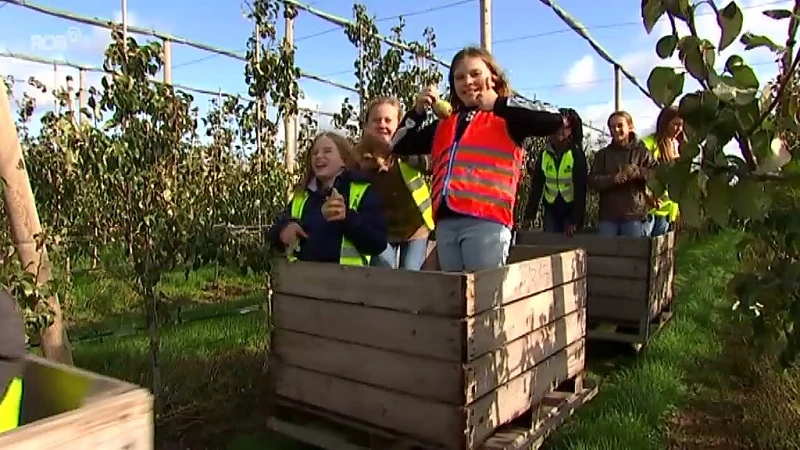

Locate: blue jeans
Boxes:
[598,220,648,238]
[645,214,670,237]
[435,216,513,272]
[371,238,428,270]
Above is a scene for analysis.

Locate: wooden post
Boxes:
[284,14,296,173]
[78,69,86,124]
[52,63,57,113]
[613,65,622,111]
[162,39,172,84]
[480,0,492,52]
[254,23,262,160]
[121,0,128,53]
[0,80,73,365]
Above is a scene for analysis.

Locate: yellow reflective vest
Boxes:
[397,160,435,231]
[288,182,371,266]
[0,377,22,433]
[641,134,680,222]
[541,148,575,204]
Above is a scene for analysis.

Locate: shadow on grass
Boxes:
[71,313,303,450]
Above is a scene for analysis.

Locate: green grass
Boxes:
[545,231,741,450]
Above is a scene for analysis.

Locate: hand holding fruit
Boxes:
[322,188,346,222]
[414,86,439,114]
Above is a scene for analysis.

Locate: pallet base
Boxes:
[265,376,598,450]
[587,307,674,351]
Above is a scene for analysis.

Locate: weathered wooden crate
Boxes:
[515,230,676,348]
[0,355,153,449]
[268,246,591,449]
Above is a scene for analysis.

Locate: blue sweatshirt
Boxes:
[269,170,388,263]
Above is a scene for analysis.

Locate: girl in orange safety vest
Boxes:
[390,47,564,272]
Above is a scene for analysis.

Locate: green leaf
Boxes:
[679,140,701,161]
[705,174,732,226]
[678,171,703,228]
[730,65,759,90]
[725,55,745,72]
[735,100,761,130]
[741,32,784,52]
[751,129,773,160]
[717,2,744,51]
[732,179,772,220]
[763,9,794,20]
[664,0,691,20]
[642,0,667,34]
[678,92,703,123]
[679,36,709,81]
[647,67,685,106]
[656,35,678,59]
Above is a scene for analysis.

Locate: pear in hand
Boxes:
[432,99,453,118]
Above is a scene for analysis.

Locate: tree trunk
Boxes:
[144,286,162,413]
[0,84,73,365]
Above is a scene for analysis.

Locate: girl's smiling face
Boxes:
[452,56,494,107]
[366,103,399,144]
[311,136,345,181]
[608,115,632,144]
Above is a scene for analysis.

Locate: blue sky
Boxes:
[0,0,793,146]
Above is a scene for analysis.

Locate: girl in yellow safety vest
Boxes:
[641,106,683,237]
[269,132,388,266]
[357,97,435,271]
[0,291,25,434]
[525,108,588,237]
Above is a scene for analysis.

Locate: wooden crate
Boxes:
[269,246,590,449]
[514,230,676,348]
[0,355,153,449]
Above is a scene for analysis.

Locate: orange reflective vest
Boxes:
[430,111,523,228]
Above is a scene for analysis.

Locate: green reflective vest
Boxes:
[642,134,680,222]
[0,377,22,433]
[541,148,574,203]
[397,161,434,231]
[288,182,371,266]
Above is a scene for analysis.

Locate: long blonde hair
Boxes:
[294,131,358,193]
[654,106,681,163]
[448,47,512,112]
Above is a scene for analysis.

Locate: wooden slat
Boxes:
[466,309,586,403]
[273,259,466,317]
[272,294,463,361]
[469,248,586,316]
[466,279,586,360]
[466,340,586,448]
[274,363,464,448]
[272,330,463,404]
[588,256,648,279]
[514,230,651,258]
[0,388,153,449]
[588,276,648,301]
[587,296,644,323]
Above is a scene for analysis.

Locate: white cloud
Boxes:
[563,55,597,91]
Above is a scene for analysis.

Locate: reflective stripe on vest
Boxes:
[642,134,680,221]
[541,149,575,203]
[397,160,434,231]
[288,182,371,266]
[430,111,522,228]
[0,377,22,433]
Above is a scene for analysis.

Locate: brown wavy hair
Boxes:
[654,105,681,162]
[448,47,512,112]
[294,131,358,193]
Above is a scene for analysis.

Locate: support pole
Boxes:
[284,13,296,173]
[613,65,622,111]
[480,0,492,52]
